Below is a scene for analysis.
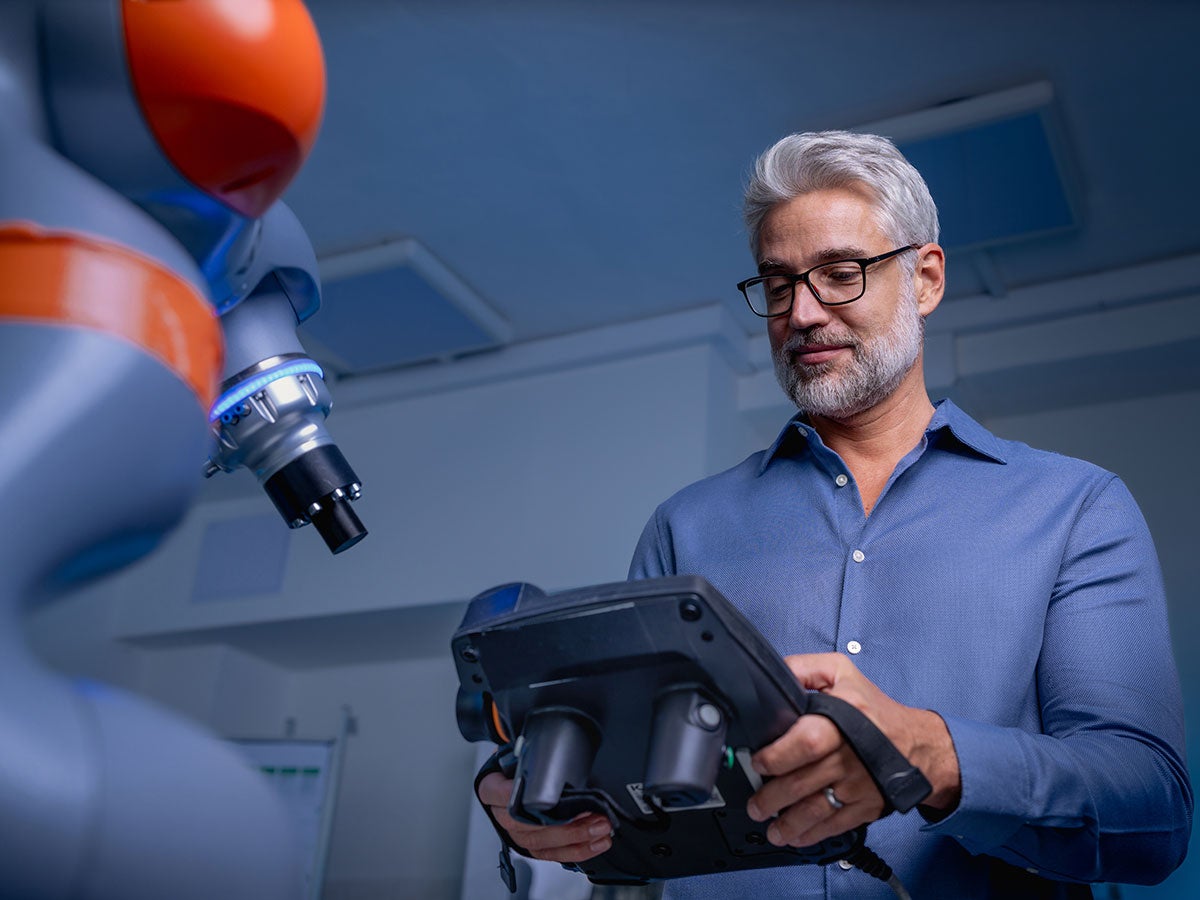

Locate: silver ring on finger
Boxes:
[823,786,845,810]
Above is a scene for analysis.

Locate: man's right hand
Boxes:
[477,771,614,863]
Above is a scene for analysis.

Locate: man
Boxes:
[479,131,1192,897]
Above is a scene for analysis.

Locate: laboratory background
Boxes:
[13,1,1200,898]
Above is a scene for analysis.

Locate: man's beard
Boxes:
[772,287,924,419]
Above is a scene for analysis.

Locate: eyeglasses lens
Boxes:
[746,261,865,315]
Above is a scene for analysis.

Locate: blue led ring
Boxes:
[209,360,325,423]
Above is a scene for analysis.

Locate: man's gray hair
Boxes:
[743,131,940,254]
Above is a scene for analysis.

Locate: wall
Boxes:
[282,655,470,900]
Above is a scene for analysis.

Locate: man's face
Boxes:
[758,187,924,419]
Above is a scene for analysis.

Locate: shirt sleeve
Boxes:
[922,476,1193,884]
[628,506,675,580]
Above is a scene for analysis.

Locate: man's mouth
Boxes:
[791,343,850,366]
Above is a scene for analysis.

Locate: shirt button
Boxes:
[835,474,848,487]
[796,426,808,437]
[846,640,862,655]
[852,549,865,563]
[837,859,853,870]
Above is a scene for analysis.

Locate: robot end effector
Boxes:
[203,333,368,556]
[204,346,368,555]
[200,205,367,555]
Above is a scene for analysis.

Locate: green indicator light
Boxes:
[723,747,735,769]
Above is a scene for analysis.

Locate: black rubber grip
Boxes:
[806,693,932,813]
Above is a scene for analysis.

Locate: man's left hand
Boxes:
[746,652,961,848]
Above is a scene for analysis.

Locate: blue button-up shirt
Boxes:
[628,400,1191,899]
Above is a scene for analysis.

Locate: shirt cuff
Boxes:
[919,714,1029,853]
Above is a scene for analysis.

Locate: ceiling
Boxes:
[281,0,1200,379]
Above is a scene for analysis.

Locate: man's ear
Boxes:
[914,243,946,317]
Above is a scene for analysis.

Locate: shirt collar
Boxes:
[925,398,1008,464]
[758,398,1008,475]
[759,410,813,474]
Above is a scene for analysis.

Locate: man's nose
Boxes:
[787,280,831,330]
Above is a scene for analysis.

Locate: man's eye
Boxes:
[820,265,862,284]
[765,278,792,298]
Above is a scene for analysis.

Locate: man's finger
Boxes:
[747,753,844,821]
[495,810,612,851]
[477,770,515,806]
[783,652,847,691]
[477,769,614,861]
[528,833,613,864]
[767,794,875,849]
[751,710,841,777]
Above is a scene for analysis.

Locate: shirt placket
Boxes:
[831,433,931,663]
[827,465,889,898]
[794,427,869,661]
[832,467,868,657]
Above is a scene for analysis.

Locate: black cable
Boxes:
[845,844,912,900]
[846,844,893,881]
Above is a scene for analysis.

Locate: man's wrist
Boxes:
[909,709,961,813]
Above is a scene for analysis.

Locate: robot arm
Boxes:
[0,3,362,897]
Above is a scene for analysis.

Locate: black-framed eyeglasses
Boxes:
[737,244,921,317]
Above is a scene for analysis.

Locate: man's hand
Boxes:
[477,771,614,863]
[746,653,961,849]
